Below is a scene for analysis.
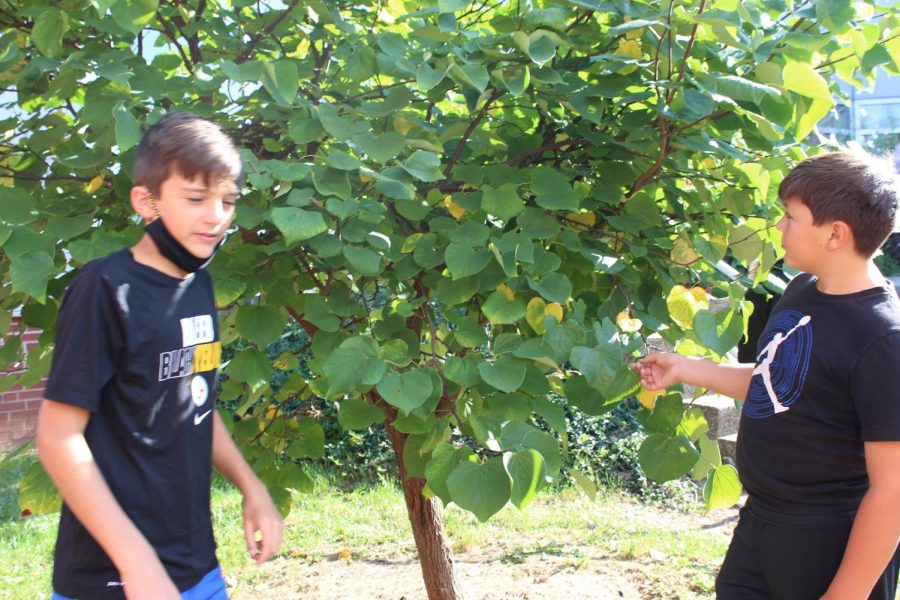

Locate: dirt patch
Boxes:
[228,506,738,600]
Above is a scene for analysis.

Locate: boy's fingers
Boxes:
[243,520,259,557]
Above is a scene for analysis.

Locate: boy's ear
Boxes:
[826,220,853,251]
[131,186,154,221]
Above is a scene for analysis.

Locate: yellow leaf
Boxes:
[637,387,660,411]
[666,285,709,329]
[546,302,564,322]
[670,236,700,265]
[359,173,374,184]
[564,211,595,231]
[445,195,465,220]
[337,547,352,561]
[526,297,548,333]
[615,310,643,333]
[497,283,515,301]
[393,117,413,135]
[86,175,104,194]
[615,39,641,75]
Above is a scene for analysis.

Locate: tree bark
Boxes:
[385,422,463,600]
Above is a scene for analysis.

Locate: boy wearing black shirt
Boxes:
[37,112,283,599]
[636,152,900,599]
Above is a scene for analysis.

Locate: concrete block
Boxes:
[684,393,739,439]
[718,433,738,462]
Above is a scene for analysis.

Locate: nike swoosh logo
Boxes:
[194,409,213,426]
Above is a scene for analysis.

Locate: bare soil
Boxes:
[227,504,739,600]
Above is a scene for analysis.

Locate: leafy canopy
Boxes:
[3,0,898,518]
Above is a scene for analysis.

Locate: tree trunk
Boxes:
[386,422,463,600]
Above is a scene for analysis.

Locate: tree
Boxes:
[3,0,898,597]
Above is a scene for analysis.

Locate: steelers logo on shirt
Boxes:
[190,374,209,407]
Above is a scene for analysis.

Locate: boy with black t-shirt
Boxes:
[36,112,283,599]
[635,152,900,599]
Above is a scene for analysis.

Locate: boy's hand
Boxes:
[121,559,180,599]
[242,484,284,565]
[633,353,684,391]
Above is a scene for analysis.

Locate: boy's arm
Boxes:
[211,411,284,564]
[820,441,900,600]
[634,353,755,401]
[36,400,179,600]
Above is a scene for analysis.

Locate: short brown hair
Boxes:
[778,151,898,257]
[133,112,243,196]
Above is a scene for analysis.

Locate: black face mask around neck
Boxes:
[144,218,223,274]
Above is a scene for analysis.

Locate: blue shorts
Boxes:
[52,565,228,600]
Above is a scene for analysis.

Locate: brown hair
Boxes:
[133,112,243,196]
[778,151,898,257]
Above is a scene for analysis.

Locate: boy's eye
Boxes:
[223,199,237,207]
[188,196,204,203]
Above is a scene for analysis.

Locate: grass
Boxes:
[0,453,731,600]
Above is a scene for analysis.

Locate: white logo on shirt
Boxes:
[194,409,213,426]
[181,315,215,346]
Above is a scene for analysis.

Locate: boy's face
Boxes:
[153,171,238,258]
[775,197,833,273]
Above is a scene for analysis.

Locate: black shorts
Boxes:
[716,503,900,599]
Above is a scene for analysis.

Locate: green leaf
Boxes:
[110,0,157,34]
[312,167,351,200]
[376,369,434,415]
[645,393,685,434]
[234,304,287,347]
[271,207,328,244]
[426,443,475,505]
[693,308,744,356]
[447,458,511,522]
[499,421,562,477]
[569,469,598,501]
[691,435,723,481]
[569,345,620,392]
[638,434,700,483]
[352,132,406,163]
[261,60,300,106]
[703,464,742,510]
[416,63,447,92]
[531,167,578,211]
[322,336,386,396]
[0,188,37,225]
[450,63,489,92]
[32,9,68,58]
[226,348,273,390]
[783,62,832,101]
[527,273,572,304]
[10,252,55,303]
[444,355,482,387]
[343,245,383,276]
[45,214,94,240]
[401,150,444,182]
[482,290,526,325]
[445,243,492,279]
[528,35,556,64]
[478,355,527,393]
[481,184,524,221]
[287,417,326,459]
[18,461,61,514]
[113,104,141,152]
[338,396,386,430]
[504,449,545,509]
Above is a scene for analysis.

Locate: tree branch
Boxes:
[443,89,505,178]
[235,0,301,64]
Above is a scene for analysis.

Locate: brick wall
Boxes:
[0,320,45,451]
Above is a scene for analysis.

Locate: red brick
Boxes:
[0,401,28,412]
[17,388,45,400]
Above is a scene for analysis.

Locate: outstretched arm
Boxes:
[820,441,900,599]
[211,411,284,565]
[634,353,755,401]
[36,400,179,600]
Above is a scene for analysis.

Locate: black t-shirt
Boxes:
[737,273,900,524]
[44,249,221,598]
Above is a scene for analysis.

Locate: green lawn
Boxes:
[0,451,734,599]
